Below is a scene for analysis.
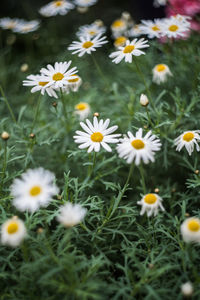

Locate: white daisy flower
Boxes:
[160,16,190,38]
[23,74,58,98]
[74,0,98,7]
[68,34,108,57]
[153,0,167,7]
[11,168,59,213]
[74,102,90,120]
[1,217,27,247]
[13,20,40,34]
[109,38,149,64]
[39,0,74,17]
[174,130,200,156]
[76,23,106,38]
[128,24,143,37]
[181,217,200,243]
[0,17,22,31]
[181,282,193,297]
[57,203,87,227]
[74,116,121,153]
[114,36,127,48]
[152,63,172,84]
[137,193,165,217]
[140,19,162,38]
[66,74,82,92]
[171,14,191,26]
[116,128,161,165]
[40,61,78,89]
[111,19,127,37]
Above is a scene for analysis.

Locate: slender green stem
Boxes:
[0,85,17,123]
[90,152,97,177]
[0,141,8,194]
[91,55,109,89]
[60,89,68,120]
[31,94,41,131]
[133,58,154,110]
[138,164,146,193]
[145,106,154,128]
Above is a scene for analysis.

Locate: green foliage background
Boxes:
[0,2,200,299]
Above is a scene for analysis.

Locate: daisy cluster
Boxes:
[0,17,40,34]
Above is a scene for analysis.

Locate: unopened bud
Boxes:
[140,94,149,107]
[185,213,190,217]
[1,131,10,140]
[148,263,154,269]
[122,11,131,21]
[195,169,199,175]
[93,112,99,117]
[52,101,57,107]
[181,282,193,297]
[154,188,159,193]
[20,63,29,72]
[29,133,35,139]
[77,6,88,13]
[94,19,104,27]
[37,227,44,234]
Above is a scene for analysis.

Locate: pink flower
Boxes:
[167,0,200,17]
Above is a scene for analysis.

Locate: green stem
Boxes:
[145,106,154,128]
[90,152,97,177]
[0,141,8,194]
[60,88,68,120]
[133,58,154,110]
[0,85,17,123]
[91,55,109,89]
[31,94,41,131]
[138,164,146,193]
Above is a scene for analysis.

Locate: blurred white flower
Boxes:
[1,217,27,247]
[57,203,87,227]
[181,282,193,297]
[160,16,190,38]
[39,0,74,17]
[174,130,200,156]
[181,217,200,243]
[13,20,40,34]
[152,63,172,84]
[74,102,91,120]
[11,168,59,213]
[74,0,98,7]
[76,23,106,38]
[140,19,163,38]
[137,193,165,217]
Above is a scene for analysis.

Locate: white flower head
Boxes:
[40,61,78,89]
[23,74,58,98]
[74,116,121,153]
[13,20,40,34]
[152,63,172,84]
[109,38,149,64]
[57,203,87,227]
[181,217,200,243]
[39,0,74,17]
[74,102,91,120]
[66,74,82,92]
[140,19,163,38]
[128,24,143,38]
[116,128,161,165]
[181,282,193,297]
[0,17,22,31]
[140,94,149,106]
[153,0,167,7]
[111,19,127,37]
[114,36,127,48]
[137,193,165,217]
[174,130,200,156]
[1,217,27,247]
[11,168,59,213]
[74,0,98,7]
[160,16,190,38]
[68,34,108,57]
[76,23,106,38]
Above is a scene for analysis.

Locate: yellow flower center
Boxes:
[89,30,96,35]
[54,1,63,6]
[123,45,135,53]
[183,132,194,142]
[7,222,19,234]
[91,132,103,142]
[30,186,42,197]
[131,139,145,150]
[68,77,79,83]
[82,41,94,48]
[169,24,178,32]
[144,194,157,204]
[156,64,166,72]
[152,25,160,31]
[187,219,200,232]
[115,36,127,46]
[52,72,64,81]
[39,81,48,86]
[112,19,124,28]
[75,102,87,110]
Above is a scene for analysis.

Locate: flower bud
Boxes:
[93,112,99,117]
[20,63,29,72]
[1,131,10,140]
[181,282,193,297]
[140,94,149,107]
[77,6,88,13]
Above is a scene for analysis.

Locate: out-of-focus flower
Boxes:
[39,0,74,17]
[74,102,91,120]
[174,130,200,156]
[57,203,87,227]
[1,217,27,247]
[74,0,98,7]
[137,193,165,217]
[181,217,200,243]
[152,63,172,84]
[76,22,106,38]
